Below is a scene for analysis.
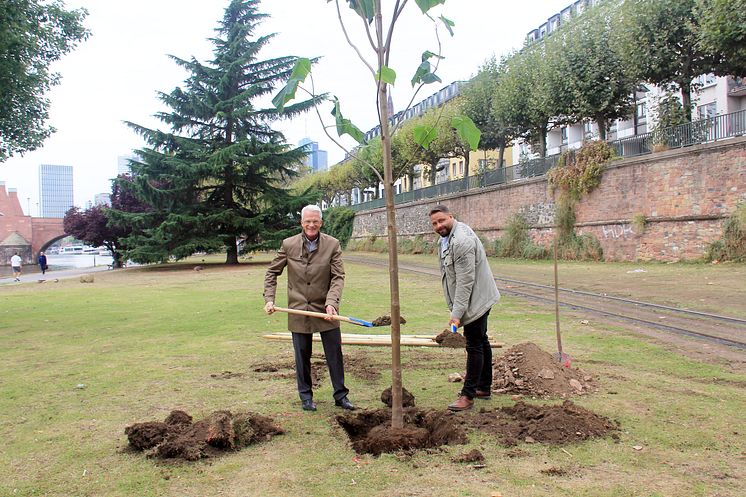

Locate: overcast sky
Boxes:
[1,0,571,214]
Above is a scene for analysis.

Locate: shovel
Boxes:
[273,306,374,328]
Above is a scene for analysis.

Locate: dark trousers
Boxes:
[291,328,349,402]
[461,310,492,399]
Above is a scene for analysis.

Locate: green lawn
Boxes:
[1,255,744,496]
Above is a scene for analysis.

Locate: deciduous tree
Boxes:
[0,0,88,161]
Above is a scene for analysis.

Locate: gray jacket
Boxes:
[439,220,500,325]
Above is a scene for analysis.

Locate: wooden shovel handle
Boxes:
[272,306,373,327]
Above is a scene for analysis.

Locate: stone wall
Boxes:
[351,137,746,261]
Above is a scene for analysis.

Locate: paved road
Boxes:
[0,265,115,286]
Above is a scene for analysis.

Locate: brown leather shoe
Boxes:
[475,390,492,400]
[448,395,474,411]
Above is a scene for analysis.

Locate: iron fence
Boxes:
[349,108,746,213]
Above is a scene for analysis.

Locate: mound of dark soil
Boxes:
[492,342,595,398]
[371,315,407,327]
[470,400,618,446]
[337,408,467,456]
[451,449,485,463]
[380,386,416,407]
[125,409,284,461]
[434,329,467,348]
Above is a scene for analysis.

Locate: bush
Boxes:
[705,203,746,262]
[547,141,613,202]
[495,214,547,259]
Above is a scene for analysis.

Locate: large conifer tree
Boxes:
[119,0,320,264]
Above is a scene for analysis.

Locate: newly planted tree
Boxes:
[274,0,479,428]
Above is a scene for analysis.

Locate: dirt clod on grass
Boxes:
[434,329,467,348]
[380,386,416,407]
[337,408,467,456]
[470,400,618,446]
[125,409,284,461]
[492,342,595,397]
[452,449,485,463]
[371,315,407,327]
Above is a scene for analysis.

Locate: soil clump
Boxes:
[492,342,595,397]
[380,386,416,407]
[434,329,467,348]
[371,315,407,327]
[125,409,284,461]
[451,449,485,463]
[337,408,466,456]
[470,400,618,446]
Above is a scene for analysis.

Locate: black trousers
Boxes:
[461,310,492,399]
[291,328,349,402]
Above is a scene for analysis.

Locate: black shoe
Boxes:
[335,397,355,410]
[301,399,317,411]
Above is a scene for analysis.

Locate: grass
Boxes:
[0,254,744,496]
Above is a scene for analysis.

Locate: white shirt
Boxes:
[10,255,21,267]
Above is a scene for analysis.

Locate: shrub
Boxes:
[547,141,613,202]
[631,213,647,234]
[705,203,746,262]
[495,214,547,259]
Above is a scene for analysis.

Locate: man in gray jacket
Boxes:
[429,205,500,411]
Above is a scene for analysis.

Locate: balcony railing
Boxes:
[608,108,746,158]
[349,108,746,213]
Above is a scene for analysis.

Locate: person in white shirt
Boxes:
[10,252,22,282]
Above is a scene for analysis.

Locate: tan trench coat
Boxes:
[263,232,345,333]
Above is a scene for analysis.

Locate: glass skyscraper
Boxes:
[39,164,74,218]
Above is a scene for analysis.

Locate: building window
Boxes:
[458,161,464,176]
[561,126,568,145]
[636,101,647,119]
[698,101,717,120]
[696,73,717,87]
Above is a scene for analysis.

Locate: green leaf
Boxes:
[439,15,455,36]
[272,58,312,110]
[422,50,445,62]
[413,124,438,150]
[415,0,446,14]
[331,97,366,144]
[452,115,481,150]
[346,0,375,23]
[375,65,397,86]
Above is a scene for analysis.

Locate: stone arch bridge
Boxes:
[0,182,66,265]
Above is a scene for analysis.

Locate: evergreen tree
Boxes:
[119,0,320,264]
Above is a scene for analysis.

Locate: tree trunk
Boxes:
[596,117,607,141]
[225,235,239,264]
[681,81,692,122]
[538,127,548,158]
[462,152,470,189]
[375,1,403,430]
[497,145,505,170]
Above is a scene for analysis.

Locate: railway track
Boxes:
[346,256,746,351]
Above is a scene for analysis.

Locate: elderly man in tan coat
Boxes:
[263,205,354,412]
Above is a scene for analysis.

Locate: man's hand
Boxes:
[325,305,338,321]
[264,301,275,314]
[449,317,461,332]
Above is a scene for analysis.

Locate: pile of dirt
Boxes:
[451,449,485,463]
[125,409,284,461]
[434,329,467,348]
[337,408,467,456]
[380,386,416,407]
[470,400,618,446]
[492,342,595,397]
[371,315,407,327]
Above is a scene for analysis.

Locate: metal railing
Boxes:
[609,108,746,158]
[350,108,746,212]
[350,155,560,212]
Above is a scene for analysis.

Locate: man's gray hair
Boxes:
[301,204,323,220]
